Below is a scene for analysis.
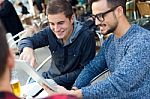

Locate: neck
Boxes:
[114,17,131,38]
[63,25,74,44]
[0,69,12,92]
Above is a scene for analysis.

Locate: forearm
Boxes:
[74,51,107,88]
[54,68,82,87]
[74,40,107,88]
[22,47,33,52]
[18,38,34,53]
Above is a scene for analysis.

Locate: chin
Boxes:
[101,31,111,36]
[101,30,106,35]
[56,35,64,39]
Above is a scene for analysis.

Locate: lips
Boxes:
[99,24,106,31]
[56,31,65,37]
[56,32,62,35]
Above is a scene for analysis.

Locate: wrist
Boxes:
[69,89,82,99]
[71,86,78,90]
[23,47,33,52]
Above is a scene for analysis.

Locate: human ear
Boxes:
[115,6,124,17]
[6,49,15,70]
[70,15,74,24]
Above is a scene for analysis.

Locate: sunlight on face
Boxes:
[48,12,73,40]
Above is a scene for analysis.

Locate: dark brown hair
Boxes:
[89,0,126,14]
[0,20,9,78]
[46,0,73,19]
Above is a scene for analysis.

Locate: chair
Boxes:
[135,2,150,25]
[6,32,29,56]
[90,27,111,85]
[6,32,29,85]
[6,33,18,52]
[90,69,110,85]
[95,30,104,53]
[6,28,36,54]
[7,31,52,85]
[14,46,52,85]
[21,15,33,25]
[126,0,138,20]
[136,2,150,18]
[39,19,49,29]
[20,46,52,85]
[26,55,52,84]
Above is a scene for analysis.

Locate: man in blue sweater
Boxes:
[43,0,150,98]
[18,0,95,90]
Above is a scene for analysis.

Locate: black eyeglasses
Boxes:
[91,6,118,22]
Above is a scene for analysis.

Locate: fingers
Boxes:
[72,87,78,90]
[41,84,57,96]
[19,47,35,67]
[30,58,36,67]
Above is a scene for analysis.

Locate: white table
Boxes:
[21,82,48,98]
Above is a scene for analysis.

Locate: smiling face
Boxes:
[48,12,74,41]
[92,0,118,35]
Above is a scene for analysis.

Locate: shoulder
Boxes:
[5,0,12,6]
[73,21,95,40]
[102,34,114,46]
[80,20,97,38]
[44,94,78,99]
[0,91,19,99]
[129,24,150,44]
[40,26,53,34]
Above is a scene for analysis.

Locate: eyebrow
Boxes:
[49,21,65,24]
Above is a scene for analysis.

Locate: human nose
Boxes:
[95,18,101,26]
[54,25,60,31]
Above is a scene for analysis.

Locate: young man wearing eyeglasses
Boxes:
[42,0,150,98]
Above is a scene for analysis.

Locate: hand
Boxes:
[72,87,78,90]
[42,84,70,96]
[42,84,83,99]
[19,47,36,67]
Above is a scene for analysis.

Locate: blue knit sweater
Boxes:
[74,24,150,99]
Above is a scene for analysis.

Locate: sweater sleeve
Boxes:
[73,41,108,88]
[81,35,150,98]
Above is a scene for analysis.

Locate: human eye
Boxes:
[49,22,54,26]
[91,14,96,20]
[97,13,102,19]
[58,21,64,25]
